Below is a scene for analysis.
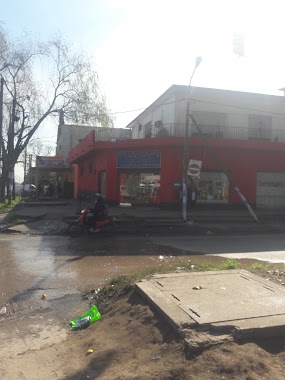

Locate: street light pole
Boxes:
[182,56,202,221]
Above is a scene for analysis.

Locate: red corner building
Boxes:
[69,85,285,208]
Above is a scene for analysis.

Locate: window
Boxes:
[144,121,152,137]
[198,172,229,203]
[192,111,227,137]
[119,172,160,205]
[89,160,93,174]
[248,115,272,140]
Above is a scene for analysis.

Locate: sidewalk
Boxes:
[1,198,285,235]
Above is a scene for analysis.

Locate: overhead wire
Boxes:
[11,94,285,123]
[61,97,285,122]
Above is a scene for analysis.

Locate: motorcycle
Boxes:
[68,206,116,236]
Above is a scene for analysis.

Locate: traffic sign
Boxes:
[187,159,202,177]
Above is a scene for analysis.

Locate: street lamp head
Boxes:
[195,56,202,68]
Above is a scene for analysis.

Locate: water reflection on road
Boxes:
[0,234,196,304]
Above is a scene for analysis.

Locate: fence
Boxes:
[131,123,285,143]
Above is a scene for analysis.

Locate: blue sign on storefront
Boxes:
[117,151,161,169]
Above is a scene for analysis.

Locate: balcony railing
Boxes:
[131,123,285,143]
[95,128,131,141]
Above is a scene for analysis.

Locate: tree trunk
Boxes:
[12,177,15,200]
[7,98,16,205]
[0,164,7,203]
[0,179,5,203]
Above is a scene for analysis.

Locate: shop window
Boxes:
[119,172,160,205]
[198,172,229,203]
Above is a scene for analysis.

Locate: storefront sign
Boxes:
[117,151,161,169]
[187,159,202,177]
[36,156,69,169]
[258,181,285,188]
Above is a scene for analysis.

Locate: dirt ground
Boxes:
[1,267,285,380]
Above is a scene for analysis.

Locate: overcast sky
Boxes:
[2,0,285,180]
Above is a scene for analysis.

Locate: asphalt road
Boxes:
[1,232,285,306]
[1,231,284,362]
[154,233,285,263]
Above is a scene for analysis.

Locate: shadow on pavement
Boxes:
[61,349,117,380]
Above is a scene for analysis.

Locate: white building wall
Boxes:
[161,86,285,141]
[130,94,176,139]
[56,124,97,159]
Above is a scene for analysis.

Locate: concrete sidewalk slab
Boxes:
[136,270,285,353]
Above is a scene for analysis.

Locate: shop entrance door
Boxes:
[99,171,106,197]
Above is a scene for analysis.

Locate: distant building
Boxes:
[36,122,112,198]
[56,124,103,160]
[36,121,129,198]
[69,85,285,208]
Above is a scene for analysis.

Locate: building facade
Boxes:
[36,123,119,197]
[69,86,285,208]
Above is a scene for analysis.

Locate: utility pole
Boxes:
[0,77,3,203]
[29,154,32,185]
[0,78,3,166]
[7,97,16,205]
[23,149,27,184]
[182,57,202,222]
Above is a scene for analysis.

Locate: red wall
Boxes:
[160,147,183,204]
[105,151,118,201]
[73,136,285,205]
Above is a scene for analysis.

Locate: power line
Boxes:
[191,98,285,119]
[70,96,285,120]
[8,95,285,123]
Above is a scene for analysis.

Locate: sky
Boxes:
[1,0,285,180]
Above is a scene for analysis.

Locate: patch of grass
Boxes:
[4,217,22,227]
[0,197,20,214]
[220,259,239,270]
[250,263,263,270]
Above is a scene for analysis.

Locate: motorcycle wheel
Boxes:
[67,223,84,237]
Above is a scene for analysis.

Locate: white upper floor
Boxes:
[127,85,285,142]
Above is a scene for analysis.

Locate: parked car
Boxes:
[21,184,36,198]
[15,184,23,195]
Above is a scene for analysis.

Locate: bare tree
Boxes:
[29,140,54,157]
[0,26,112,202]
